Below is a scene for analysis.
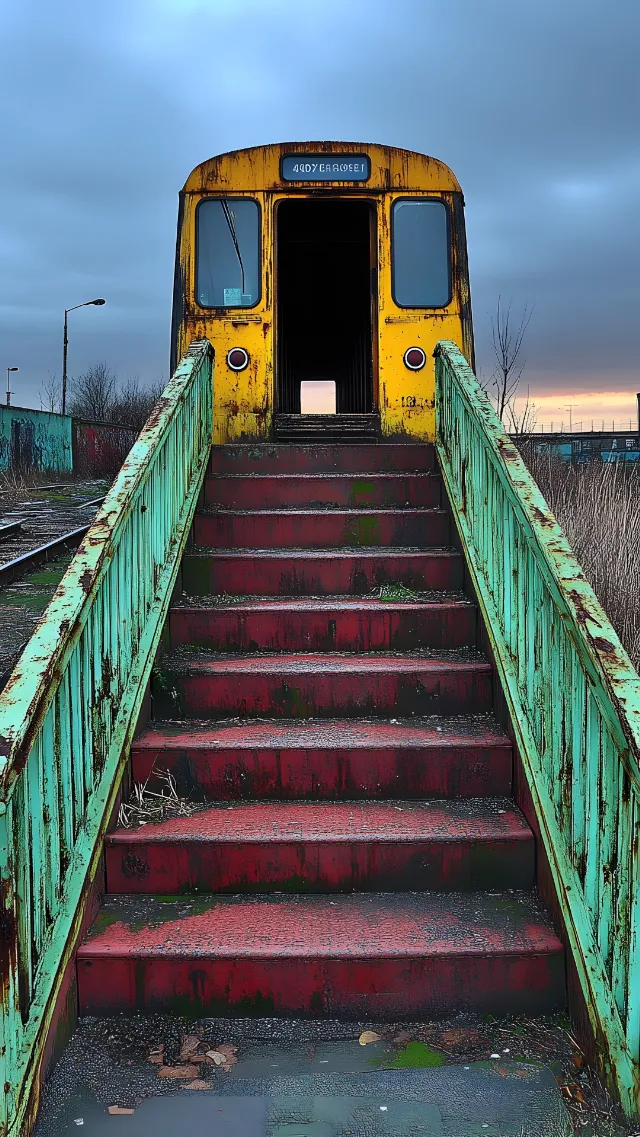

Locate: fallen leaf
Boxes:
[571,1051,585,1071]
[148,1045,164,1064]
[157,1064,200,1079]
[216,1043,238,1059]
[393,1031,412,1046]
[108,1107,135,1115]
[183,1079,210,1090]
[222,1064,233,1072]
[560,1083,585,1103]
[206,1050,225,1066]
[359,1031,381,1046]
[178,1034,203,1061]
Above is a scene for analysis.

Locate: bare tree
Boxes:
[111,375,165,432]
[67,363,165,432]
[68,362,117,422]
[490,297,533,423]
[38,372,61,413]
[508,385,538,435]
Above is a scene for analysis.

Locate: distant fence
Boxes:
[516,431,640,463]
[0,406,137,478]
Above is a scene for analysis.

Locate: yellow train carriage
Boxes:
[171,141,474,444]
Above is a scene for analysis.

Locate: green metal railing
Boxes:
[0,339,213,1137]
[435,339,640,1116]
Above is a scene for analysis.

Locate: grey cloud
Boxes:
[1,0,638,404]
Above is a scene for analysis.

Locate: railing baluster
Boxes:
[435,339,640,1116]
[0,340,213,1137]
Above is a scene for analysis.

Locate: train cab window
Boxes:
[392,199,450,308]
[196,198,260,308]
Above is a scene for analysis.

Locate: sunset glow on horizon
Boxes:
[511,390,639,432]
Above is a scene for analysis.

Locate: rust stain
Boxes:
[79,569,93,593]
[593,637,616,654]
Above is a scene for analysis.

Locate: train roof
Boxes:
[182,142,462,194]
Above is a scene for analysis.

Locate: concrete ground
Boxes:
[33,1014,585,1137]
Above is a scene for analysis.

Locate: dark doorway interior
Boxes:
[276,200,374,414]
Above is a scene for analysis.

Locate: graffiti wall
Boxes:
[72,420,137,477]
[0,406,73,473]
[0,406,137,477]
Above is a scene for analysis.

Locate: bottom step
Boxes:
[78,891,564,1019]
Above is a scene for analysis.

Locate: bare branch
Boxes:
[67,364,164,431]
[508,385,538,435]
[38,372,61,414]
[490,297,533,423]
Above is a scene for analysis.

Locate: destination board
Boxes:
[281,155,371,182]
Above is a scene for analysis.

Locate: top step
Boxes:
[209,443,435,476]
[274,413,380,443]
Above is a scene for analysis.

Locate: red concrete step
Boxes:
[193,508,449,550]
[169,596,477,652]
[151,652,493,719]
[131,718,513,801]
[181,548,462,596]
[77,891,565,1018]
[105,799,534,895]
[209,443,434,476]
[204,473,442,509]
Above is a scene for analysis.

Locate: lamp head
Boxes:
[91,298,106,306]
[8,367,18,373]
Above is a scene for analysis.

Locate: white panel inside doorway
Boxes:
[300,381,336,414]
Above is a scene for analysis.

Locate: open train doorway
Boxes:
[276,199,375,417]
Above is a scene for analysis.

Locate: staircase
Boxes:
[77,442,565,1021]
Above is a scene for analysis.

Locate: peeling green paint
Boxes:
[0,340,214,1137]
[436,339,640,1119]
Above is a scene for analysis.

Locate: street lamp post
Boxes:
[6,367,18,407]
[62,298,106,414]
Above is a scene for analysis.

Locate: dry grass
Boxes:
[0,468,81,502]
[118,768,199,828]
[521,448,640,671]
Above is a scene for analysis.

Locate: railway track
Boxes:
[0,480,108,690]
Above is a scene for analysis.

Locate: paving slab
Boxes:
[35,1018,572,1137]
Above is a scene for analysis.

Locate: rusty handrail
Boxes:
[435,338,640,1116]
[0,339,213,1136]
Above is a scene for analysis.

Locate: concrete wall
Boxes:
[0,405,73,473]
[73,420,137,477]
[0,406,137,477]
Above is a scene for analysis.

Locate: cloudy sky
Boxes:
[1,0,638,427]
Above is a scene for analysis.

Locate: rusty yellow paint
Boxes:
[172,142,473,443]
